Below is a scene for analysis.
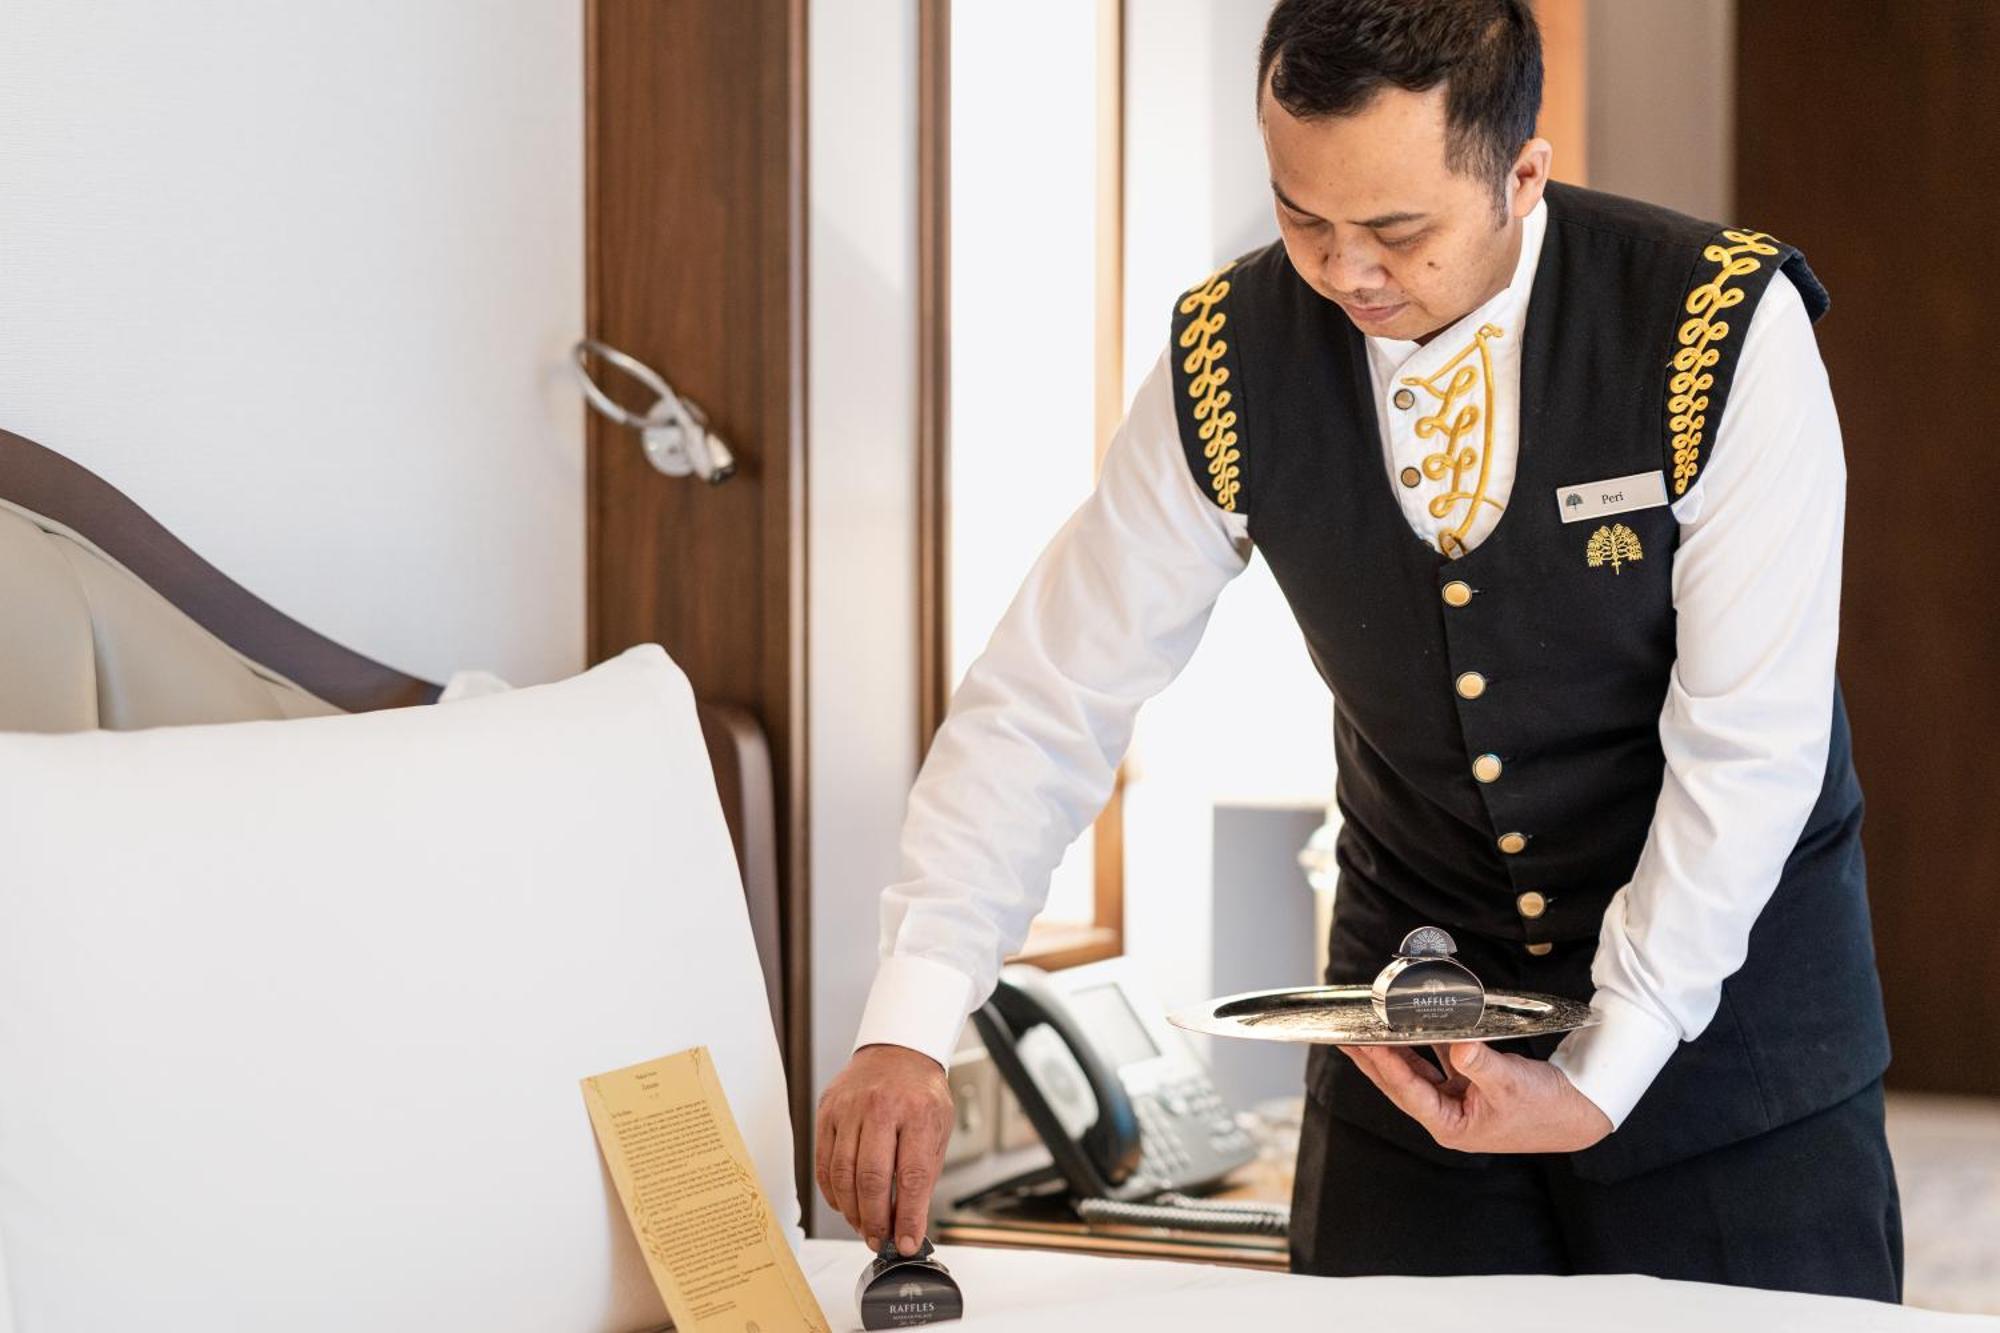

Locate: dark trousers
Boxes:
[1288,1076,1904,1303]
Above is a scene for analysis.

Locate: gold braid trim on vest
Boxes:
[1400,322,1505,558]
[1177,263,1242,512]
[1668,229,1781,495]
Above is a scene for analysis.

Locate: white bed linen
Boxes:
[797,1239,1994,1332]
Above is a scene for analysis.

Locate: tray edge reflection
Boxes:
[1168,983,1600,1046]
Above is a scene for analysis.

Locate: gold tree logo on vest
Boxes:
[1585,523,1644,574]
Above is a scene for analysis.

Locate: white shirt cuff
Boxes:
[851,954,979,1072]
[1547,988,1683,1131]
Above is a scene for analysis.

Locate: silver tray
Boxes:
[1168,983,1599,1047]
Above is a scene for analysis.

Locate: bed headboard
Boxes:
[0,426,785,1045]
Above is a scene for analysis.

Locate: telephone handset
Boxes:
[967,958,1264,1215]
[971,963,1146,1201]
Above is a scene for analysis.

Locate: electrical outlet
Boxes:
[942,1047,999,1167]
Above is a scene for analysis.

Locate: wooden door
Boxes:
[1738,0,2000,1096]
[585,0,814,1177]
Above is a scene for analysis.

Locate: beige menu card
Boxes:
[582,1047,830,1333]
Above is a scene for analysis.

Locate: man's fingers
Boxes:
[1407,1045,1450,1086]
[891,1122,939,1255]
[1449,1041,1520,1099]
[854,1117,899,1249]
[1377,1045,1453,1116]
[1343,1044,1448,1128]
[823,1112,861,1231]
[813,1099,840,1213]
[1430,1044,1473,1094]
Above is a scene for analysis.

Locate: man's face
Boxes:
[1259,79,1548,343]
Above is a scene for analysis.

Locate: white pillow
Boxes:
[438,668,514,702]
[0,644,796,1332]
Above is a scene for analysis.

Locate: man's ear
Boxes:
[1508,137,1554,220]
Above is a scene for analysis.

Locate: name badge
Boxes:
[1555,470,1670,524]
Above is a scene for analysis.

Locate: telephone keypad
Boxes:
[1129,1075,1256,1191]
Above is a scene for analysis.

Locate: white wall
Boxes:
[806,0,922,1238]
[0,2,586,686]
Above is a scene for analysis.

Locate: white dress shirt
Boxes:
[853,199,1846,1133]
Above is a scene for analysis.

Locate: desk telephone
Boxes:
[965,958,1285,1235]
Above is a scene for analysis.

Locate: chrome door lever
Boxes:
[572,338,737,484]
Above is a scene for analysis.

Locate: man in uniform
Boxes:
[816,0,1900,1299]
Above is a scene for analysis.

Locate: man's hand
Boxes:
[1338,1041,1612,1154]
[815,1043,956,1256]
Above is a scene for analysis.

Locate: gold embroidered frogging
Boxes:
[1669,230,1780,495]
[1178,264,1241,511]
[1399,323,1505,558]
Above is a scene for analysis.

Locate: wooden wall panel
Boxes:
[1738,0,2000,1096]
[917,0,950,748]
[1534,0,1587,184]
[586,0,813,1175]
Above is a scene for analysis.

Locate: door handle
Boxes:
[571,338,737,485]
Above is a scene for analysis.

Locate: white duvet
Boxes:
[798,1239,1994,1332]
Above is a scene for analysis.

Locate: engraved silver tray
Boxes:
[1168,983,1599,1046]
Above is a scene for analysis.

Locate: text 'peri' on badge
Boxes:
[1555,470,1670,524]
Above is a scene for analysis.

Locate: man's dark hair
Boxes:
[1257,0,1543,194]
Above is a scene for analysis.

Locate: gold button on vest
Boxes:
[1517,891,1547,918]
[1497,832,1527,855]
[1399,465,1422,488]
[1525,942,1554,956]
[1472,753,1503,783]
[1456,671,1487,700]
[1392,387,1416,410]
[1441,580,1473,607]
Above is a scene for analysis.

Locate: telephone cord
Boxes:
[1074,1194,1291,1236]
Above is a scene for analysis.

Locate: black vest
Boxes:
[1168,182,1889,1181]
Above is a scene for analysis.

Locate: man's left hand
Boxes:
[1338,1041,1612,1154]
